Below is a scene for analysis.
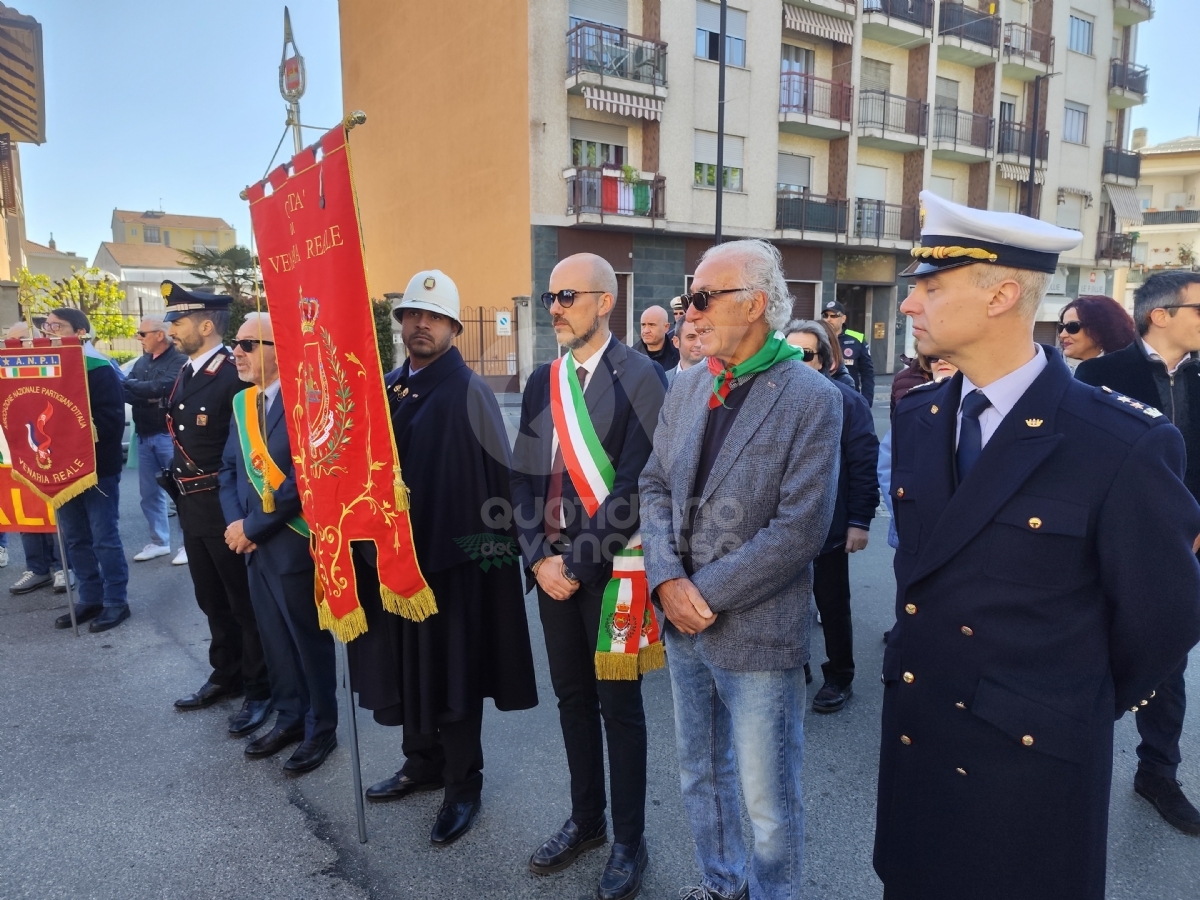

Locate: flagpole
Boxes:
[54,525,78,637]
[340,640,368,842]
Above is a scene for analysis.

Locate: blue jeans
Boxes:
[56,474,128,609]
[137,433,175,547]
[665,626,807,900]
[21,532,63,576]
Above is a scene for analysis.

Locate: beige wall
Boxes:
[340,0,532,305]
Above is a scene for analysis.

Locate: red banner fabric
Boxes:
[0,465,58,533]
[0,338,98,508]
[247,124,434,643]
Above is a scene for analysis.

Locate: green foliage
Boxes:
[372,299,395,372]
[21,266,135,346]
[109,350,138,365]
[177,245,262,302]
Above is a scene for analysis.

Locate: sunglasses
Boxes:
[136,330,163,338]
[821,311,845,319]
[541,289,604,311]
[1057,321,1083,335]
[679,287,749,312]
[232,339,275,352]
[799,349,816,362]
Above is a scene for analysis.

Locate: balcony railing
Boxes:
[1102,144,1141,180]
[1142,210,1200,226]
[862,0,934,28]
[567,167,665,218]
[855,199,919,242]
[997,120,1049,160]
[934,108,995,151]
[779,73,853,122]
[939,1,1000,47]
[1003,23,1054,66]
[859,90,928,139]
[1109,58,1148,95]
[776,190,850,234]
[1097,231,1135,263]
[566,22,667,88]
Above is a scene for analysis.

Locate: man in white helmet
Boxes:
[347,270,538,846]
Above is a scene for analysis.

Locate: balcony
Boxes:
[1096,231,1135,265]
[1108,59,1148,108]
[1113,0,1154,27]
[938,2,1000,66]
[779,73,853,139]
[776,190,850,237]
[565,23,668,105]
[996,121,1049,165]
[932,108,995,162]
[565,167,665,222]
[1002,23,1054,80]
[853,199,919,245]
[862,0,933,46]
[858,90,928,151]
[785,0,857,20]
[1102,144,1141,185]
[1142,210,1200,226]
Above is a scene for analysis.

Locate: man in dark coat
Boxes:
[162,282,270,739]
[877,192,1200,900]
[348,269,537,846]
[821,299,875,405]
[219,312,338,774]
[1077,269,1200,835]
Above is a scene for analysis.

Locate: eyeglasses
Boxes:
[821,311,845,319]
[1158,304,1200,312]
[232,339,275,352]
[678,288,750,312]
[540,289,605,311]
[799,349,816,362]
[136,330,163,338]
[1057,321,1083,335]
[42,320,65,333]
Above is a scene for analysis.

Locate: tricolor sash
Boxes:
[231,386,310,538]
[549,354,664,680]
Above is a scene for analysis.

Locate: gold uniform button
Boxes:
[902,672,915,684]
[896,488,905,498]
[1021,735,1034,747]
[955,767,967,776]
[905,603,917,615]
[1028,517,1042,530]
[955,701,966,709]
[960,626,974,636]
[900,735,912,745]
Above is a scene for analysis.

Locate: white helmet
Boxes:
[392,269,461,325]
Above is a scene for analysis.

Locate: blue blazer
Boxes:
[218,388,311,575]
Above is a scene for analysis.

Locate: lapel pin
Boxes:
[1102,386,1113,393]
[768,380,776,388]
[1025,418,1043,428]
[930,405,939,414]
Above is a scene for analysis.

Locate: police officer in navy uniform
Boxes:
[162,281,271,739]
[821,299,874,405]
[876,192,1200,900]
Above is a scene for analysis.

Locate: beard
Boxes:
[558,313,601,351]
[175,331,203,356]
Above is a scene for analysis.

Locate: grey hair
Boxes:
[698,239,793,332]
[967,264,1051,319]
[783,319,834,374]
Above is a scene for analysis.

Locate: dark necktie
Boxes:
[956,389,991,483]
[545,366,589,543]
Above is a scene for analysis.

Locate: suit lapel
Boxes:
[266,391,286,437]
[673,377,711,508]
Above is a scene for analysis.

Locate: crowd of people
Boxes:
[9,190,1200,900]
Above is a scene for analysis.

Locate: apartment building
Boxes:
[109,210,236,254]
[340,0,1153,380]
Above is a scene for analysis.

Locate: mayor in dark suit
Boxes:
[876,192,1200,900]
[511,253,666,900]
[1076,269,1200,836]
[219,312,337,774]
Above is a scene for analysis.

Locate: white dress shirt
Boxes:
[1141,338,1196,375]
[189,344,225,375]
[956,347,1047,449]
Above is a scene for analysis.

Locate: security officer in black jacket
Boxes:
[821,300,875,405]
[162,281,270,738]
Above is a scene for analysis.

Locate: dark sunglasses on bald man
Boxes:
[232,339,275,352]
[540,289,605,311]
[678,287,750,312]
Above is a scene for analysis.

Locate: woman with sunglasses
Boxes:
[1058,294,1136,363]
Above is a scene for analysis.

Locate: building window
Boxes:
[144,226,160,243]
[1133,242,1148,264]
[1056,193,1083,230]
[860,57,891,94]
[130,228,137,236]
[930,176,955,202]
[1068,14,1093,55]
[695,1,746,67]
[694,130,744,191]
[777,152,812,192]
[934,77,959,110]
[163,231,170,247]
[992,184,1013,213]
[1063,101,1088,144]
[568,0,628,30]
[569,118,629,168]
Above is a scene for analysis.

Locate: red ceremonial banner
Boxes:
[0,338,98,508]
[0,466,57,533]
[246,122,433,642]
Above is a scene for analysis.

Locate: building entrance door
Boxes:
[835,284,869,341]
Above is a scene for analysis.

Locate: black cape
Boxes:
[347,346,537,729]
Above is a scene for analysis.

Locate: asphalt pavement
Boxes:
[1,389,1199,899]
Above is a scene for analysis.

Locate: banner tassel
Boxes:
[261,483,276,513]
[638,642,666,674]
[380,584,436,622]
[595,651,641,681]
[393,469,409,512]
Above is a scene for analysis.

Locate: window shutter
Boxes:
[570,118,629,147]
[570,0,628,29]
[695,131,744,168]
[860,58,891,94]
[935,77,959,110]
[777,153,812,188]
[696,1,746,38]
[856,164,887,201]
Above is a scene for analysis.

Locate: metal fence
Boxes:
[938,1,1000,47]
[566,22,667,87]
[1096,232,1135,264]
[1142,210,1200,225]
[862,0,934,28]
[997,121,1049,160]
[1003,23,1054,66]
[455,305,518,388]
[1109,59,1148,95]
[855,199,919,242]
[779,73,853,122]
[1102,145,1141,180]
[859,90,928,139]
[567,168,666,218]
[776,191,849,234]
[933,108,994,151]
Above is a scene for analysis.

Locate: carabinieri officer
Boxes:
[875,191,1200,900]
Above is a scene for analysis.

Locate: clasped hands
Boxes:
[657,577,717,634]
[225,519,257,555]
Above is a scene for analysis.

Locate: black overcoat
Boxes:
[876,347,1200,900]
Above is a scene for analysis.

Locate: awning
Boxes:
[783,5,854,45]
[1104,183,1144,226]
[1057,186,1093,208]
[0,4,45,144]
[583,86,663,121]
[998,162,1045,184]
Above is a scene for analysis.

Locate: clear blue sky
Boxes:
[13,1,1198,265]
[17,0,343,263]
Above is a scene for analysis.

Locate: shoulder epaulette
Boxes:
[1094,385,1164,420]
[204,352,228,375]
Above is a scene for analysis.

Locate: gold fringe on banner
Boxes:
[393,469,410,512]
[595,651,641,681]
[318,599,367,643]
[380,584,437,622]
[12,470,98,509]
[638,642,666,675]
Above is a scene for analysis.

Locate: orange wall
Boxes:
[339,0,531,308]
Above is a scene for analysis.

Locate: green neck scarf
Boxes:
[708,333,805,408]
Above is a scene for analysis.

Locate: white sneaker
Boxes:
[0,546,8,567]
[134,543,172,562]
[172,547,189,566]
[53,570,75,593]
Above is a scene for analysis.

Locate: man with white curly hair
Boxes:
[640,239,843,900]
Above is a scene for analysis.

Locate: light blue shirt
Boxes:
[957,346,1047,449]
[261,378,282,415]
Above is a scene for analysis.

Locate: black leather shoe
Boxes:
[245,722,305,758]
[812,681,852,714]
[54,604,102,629]
[529,816,608,875]
[228,698,273,736]
[88,606,130,633]
[430,799,480,845]
[283,732,337,774]
[365,771,445,803]
[174,680,243,710]
[1135,771,1200,835]
[597,837,648,900]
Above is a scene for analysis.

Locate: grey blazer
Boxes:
[639,357,843,671]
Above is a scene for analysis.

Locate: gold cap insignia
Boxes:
[160,283,172,299]
[423,276,436,290]
[1025,418,1043,427]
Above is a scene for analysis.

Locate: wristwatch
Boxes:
[561,562,581,585]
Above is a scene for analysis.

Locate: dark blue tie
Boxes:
[957,389,991,483]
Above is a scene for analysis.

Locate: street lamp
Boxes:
[1025,71,1058,217]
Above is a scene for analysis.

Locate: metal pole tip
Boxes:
[345,110,367,129]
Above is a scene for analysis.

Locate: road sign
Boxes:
[496,310,512,336]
